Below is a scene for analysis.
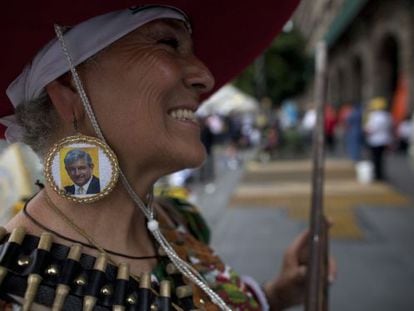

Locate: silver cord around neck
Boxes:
[53,24,231,311]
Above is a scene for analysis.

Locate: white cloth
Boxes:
[364,110,393,147]
[301,109,316,132]
[1,6,188,143]
[240,275,270,311]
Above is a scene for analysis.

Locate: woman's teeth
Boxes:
[169,109,197,122]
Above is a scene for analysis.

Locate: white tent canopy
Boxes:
[198,84,259,116]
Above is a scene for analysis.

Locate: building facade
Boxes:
[294,0,414,116]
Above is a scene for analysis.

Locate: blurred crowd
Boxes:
[158,95,412,194]
[261,96,412,181]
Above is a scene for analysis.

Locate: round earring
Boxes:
[44,134,119,203]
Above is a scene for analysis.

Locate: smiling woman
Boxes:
[79,18,213,174]
[0,2,327,311]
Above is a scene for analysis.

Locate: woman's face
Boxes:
[80,19,214,178]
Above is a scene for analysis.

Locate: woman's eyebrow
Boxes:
[137,21,192,50]
[142,19,190,38]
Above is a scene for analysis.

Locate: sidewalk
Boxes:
[190,150,414,311]
[387,152,414,199]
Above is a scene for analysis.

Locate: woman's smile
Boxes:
[168,107,200,128]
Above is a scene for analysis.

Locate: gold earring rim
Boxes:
[44,135,119,203]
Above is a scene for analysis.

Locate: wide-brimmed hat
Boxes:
[0,0,300,138]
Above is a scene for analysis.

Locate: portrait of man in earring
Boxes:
[45,135,119,203]
[62,148,101,195]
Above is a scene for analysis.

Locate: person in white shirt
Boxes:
[364,97,393,180]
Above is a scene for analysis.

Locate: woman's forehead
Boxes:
[81,19,193,70]
[106,18,192,51]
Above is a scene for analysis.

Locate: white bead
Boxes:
[147,220,159,232]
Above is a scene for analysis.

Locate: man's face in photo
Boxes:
[65,159,93,187]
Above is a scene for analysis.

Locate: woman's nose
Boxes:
[184,56,215,94]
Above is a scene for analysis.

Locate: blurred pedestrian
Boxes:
[396,115,412,154]
[324,104,338,153]
[364,97,393,180]
[199,116,215,183]
[301,107,316,147]
[225,111,243,169]
[336,103,353,154]
[280,100,299,130]
[345,103,364,162]
[262,124,280,158]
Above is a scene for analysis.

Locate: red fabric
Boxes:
[324,105,337,135]
[0,0,300,138]
[391,75,408,125]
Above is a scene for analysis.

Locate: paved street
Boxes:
[190,149,414,311]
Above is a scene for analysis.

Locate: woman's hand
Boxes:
[263,229,337,311]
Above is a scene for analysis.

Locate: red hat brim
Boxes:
[0,0,300,137]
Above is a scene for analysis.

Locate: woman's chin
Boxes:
[176,146,207,170]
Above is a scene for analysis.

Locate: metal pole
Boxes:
[305,40,329,311]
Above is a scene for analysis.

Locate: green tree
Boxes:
[233,28,311,106]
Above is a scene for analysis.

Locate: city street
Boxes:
[190,149,414,311]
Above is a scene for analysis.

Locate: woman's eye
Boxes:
[158,38,179,49]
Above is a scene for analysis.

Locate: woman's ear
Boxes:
[45,76,83,123]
